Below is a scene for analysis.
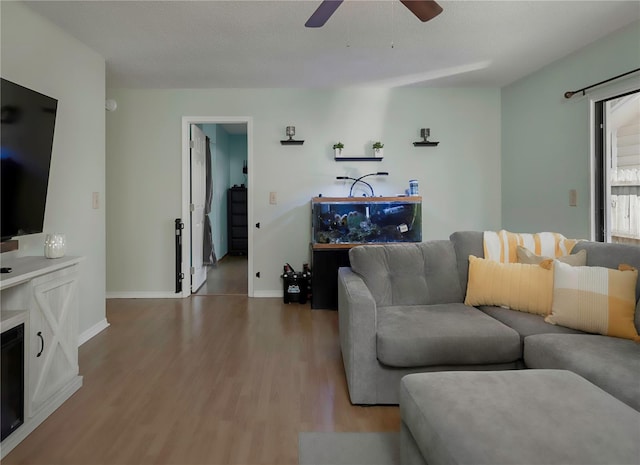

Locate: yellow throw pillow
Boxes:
[517,246,587,266]
[545,261,640,341]
[465,255,553,316]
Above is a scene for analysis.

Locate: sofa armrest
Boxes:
[338,267,379,404]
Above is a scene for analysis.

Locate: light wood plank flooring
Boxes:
[195,256,248,296]
[4,297,399,464]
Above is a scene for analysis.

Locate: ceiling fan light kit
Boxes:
[305,0,442,28]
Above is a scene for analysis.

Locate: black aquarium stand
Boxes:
[310,244,354,310]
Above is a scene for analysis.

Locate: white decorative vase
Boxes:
[334,148,343,158]
[44,233,66,259]
[373,148,384,158]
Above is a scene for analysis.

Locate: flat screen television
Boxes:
[1,78,58,242]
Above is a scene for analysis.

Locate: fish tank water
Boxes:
[311,196,422,245]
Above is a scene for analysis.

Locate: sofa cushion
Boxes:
[376,303,521,367]
[349,241,463,307]
[524,334,640,411]
[465,256,553,316]
[400,370,640,465]
[478,305,585,343]
[449,231,484,294]
[545,261,639,341]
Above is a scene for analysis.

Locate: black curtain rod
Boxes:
[564,68,640,99]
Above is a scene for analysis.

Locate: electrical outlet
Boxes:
[569,189,577,207]
[92,192,100,209]
[269,191,277,205]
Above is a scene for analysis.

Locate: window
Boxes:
[594,90,640,244]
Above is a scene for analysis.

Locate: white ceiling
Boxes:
[23,0,640,89]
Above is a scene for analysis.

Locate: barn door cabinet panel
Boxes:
[0,256,83,458]
[28,265,79,417]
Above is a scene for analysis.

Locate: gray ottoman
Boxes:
[400,370,640,465]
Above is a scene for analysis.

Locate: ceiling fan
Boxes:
[305,0,443,28]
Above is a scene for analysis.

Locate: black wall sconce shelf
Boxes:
[414,128,438,147]
[281,126,303,144]
[335,157,383,162]
[413,141,439,147]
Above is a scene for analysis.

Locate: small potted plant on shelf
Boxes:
[372,141,384,158]
[333,142,344,158]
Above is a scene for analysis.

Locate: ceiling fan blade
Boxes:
[400,0,443,22]
[305,0,344,28]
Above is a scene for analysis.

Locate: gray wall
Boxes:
[501,21,640,239]
[106,88,502,295]
[1,2,107,339]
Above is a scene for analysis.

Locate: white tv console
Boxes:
[0,255,83,458]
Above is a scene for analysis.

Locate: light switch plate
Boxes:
[569,189,577,207]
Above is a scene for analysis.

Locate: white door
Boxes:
[190,124,207,292]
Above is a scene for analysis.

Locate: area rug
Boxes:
[298,431,400,465]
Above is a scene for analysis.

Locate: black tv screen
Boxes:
[1,78,58,241]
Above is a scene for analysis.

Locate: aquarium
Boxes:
[311,196,422,245]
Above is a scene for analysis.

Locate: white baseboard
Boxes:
[253,290,283,298]
[78,318,110,346]
[106,291,180,299]
[107,291,283,299]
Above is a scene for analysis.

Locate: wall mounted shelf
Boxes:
[413,141,439,147]
[280,140,304,145]
[335,157,383,162]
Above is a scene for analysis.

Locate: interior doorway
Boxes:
[181,116,254,298]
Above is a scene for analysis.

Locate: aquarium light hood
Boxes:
[336,172,389,197]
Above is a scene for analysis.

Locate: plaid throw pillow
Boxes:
[545,261,639,342]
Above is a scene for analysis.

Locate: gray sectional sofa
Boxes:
[337,231,640,409]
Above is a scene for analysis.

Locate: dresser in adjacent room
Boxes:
[227,186,248,255]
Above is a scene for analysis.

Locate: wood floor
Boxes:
[195,256,248,296]
[4,297,399,464]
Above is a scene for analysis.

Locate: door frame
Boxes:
[181,116,254,298]
[588,78,639,241]
[189,124,208,293]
